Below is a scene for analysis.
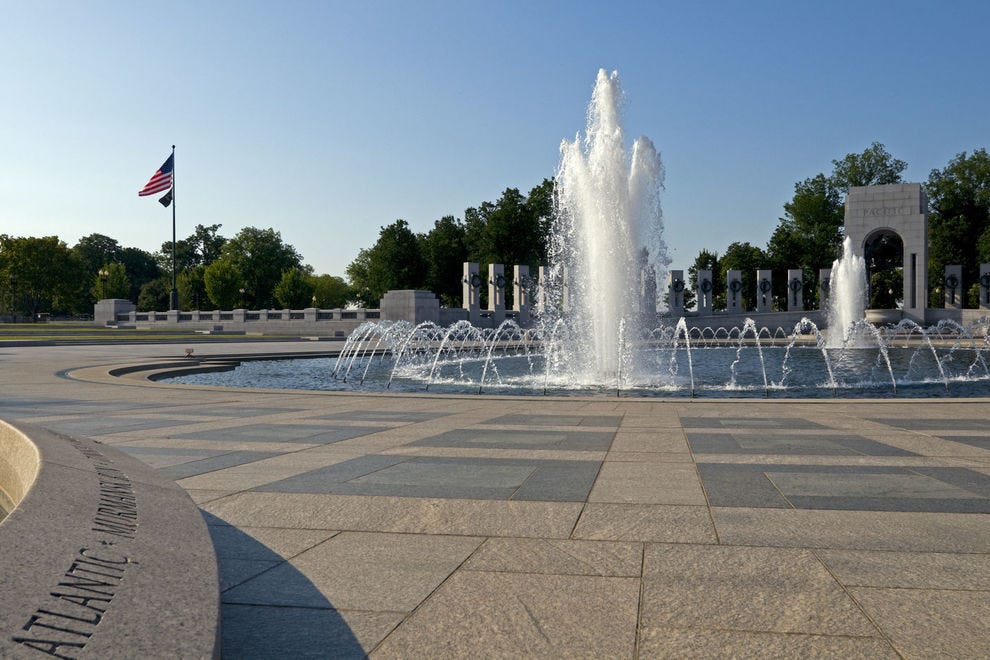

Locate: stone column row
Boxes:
[462,262,533,325]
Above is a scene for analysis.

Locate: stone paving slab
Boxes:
[372,570,640,658]
[1,342,988,658]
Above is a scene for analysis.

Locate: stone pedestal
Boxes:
[462,262,481,325]
[487,264,506,324]
[513,265,531,326]
[818,268,832,311]
[787,269,804,311]
[641,266,657,320]
[94,299,136,326]
[536,266,548,315]
[726,270,743,313]
[943,265,963,309]
[695,269,713,316]
[667,270,685,315]
[755,270,772,312]
[380,290,440,324]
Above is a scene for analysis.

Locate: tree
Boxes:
[203,257,243,310]
[118,247,161,303]
[274,268,315,309]
[73,234,121,276]
[93,262,130,300]
[526,178,555,259]
[0,235,84,318]
[137,277,171,312]
[464,187,545,268]
[311,274,352,308]
[220,227,303,308]
[420,215,467,307]
[720,242,767,311]
[158,223,226,273]
[178,266,208,310]
[346,220,427,306]
[345,248,374,307]
[74,235,160,305]
[766,173,844,307]
[830,141,907,192]
[926,149,990,307]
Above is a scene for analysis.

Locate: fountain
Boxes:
[826,236,868,348]
[540,69,667,387]
[164,71,990,399]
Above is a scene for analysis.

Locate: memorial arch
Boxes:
[843,183,928,321]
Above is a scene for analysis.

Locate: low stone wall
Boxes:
[0,420,219,657]
[109,307,381,337]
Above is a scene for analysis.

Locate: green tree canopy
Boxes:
[464,187,546,269]
[274,268,316,309]
[158,223,227,273]
[118,247,161,303]
[178,265,208,310]
[220,227,303,308]
[137,277,171,312]
[926,148,990,306]
[73,234,122,275]
[93,262,130,301]
[420,215,468,307]
[346,220,427,306]
[830,141,907,192]
[0,235,85,318]
[311,274,352,309]
[203,257,244,310]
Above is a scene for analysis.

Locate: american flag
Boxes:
[138,154,174,196]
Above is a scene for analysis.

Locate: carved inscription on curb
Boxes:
[10,437,138,658]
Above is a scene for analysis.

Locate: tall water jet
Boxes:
[827,236,868,348]
[541,69,668,385]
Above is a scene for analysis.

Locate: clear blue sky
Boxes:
[3,1,988,278]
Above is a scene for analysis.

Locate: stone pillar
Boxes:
[536,266,547,314]
[818,268,832,311]
[755,269,772,313]
[380,290,440,323]
[667,270,685,315]
[696,269,713,316]
[488,263,506,324]
[980,264,990,310]
[513,265,531,326]
[726,269,743,313]
[462,262,481,324]
[641,265,657,320]
[93,298,136,326]
[943,265,963,309]
[787,269,804,311]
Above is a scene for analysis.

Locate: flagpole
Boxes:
[169,145,178,311]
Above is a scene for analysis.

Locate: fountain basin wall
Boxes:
[677,310,824,333]
[0,419,220,657]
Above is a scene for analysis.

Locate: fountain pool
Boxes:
[165,70,990,400]
[164,317,990,399]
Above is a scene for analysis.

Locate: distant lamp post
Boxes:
[239,288,246,309]
[98,268,109,300]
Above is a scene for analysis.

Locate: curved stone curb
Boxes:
[0,420,220,658]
